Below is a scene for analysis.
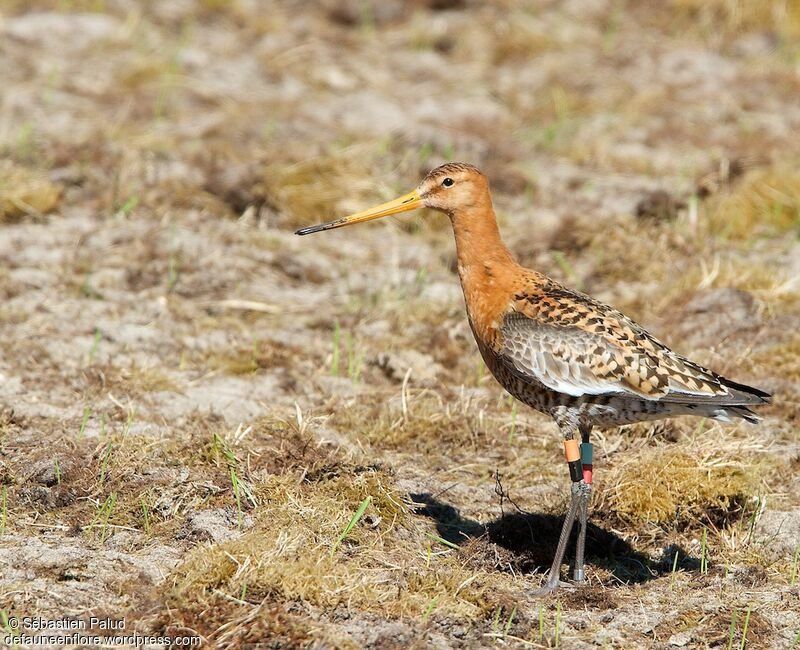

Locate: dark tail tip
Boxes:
[729,406,760,423]
[721,378,771,404]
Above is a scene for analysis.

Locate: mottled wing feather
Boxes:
[503,285,729,401]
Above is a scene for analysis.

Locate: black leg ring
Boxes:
[568,459,582,482]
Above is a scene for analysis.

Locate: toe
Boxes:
[526,580,575,597]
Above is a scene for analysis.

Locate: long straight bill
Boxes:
[295,190,423,235]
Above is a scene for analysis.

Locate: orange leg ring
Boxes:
[564,439,582,482]
[563,439,580,461]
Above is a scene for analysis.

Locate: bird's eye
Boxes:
[442,177,454,187]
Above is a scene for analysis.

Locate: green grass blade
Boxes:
[538,604,544,641]
[331,495,371,555]
[0,486,7,536]
[78,406,90,438]
[739,605,751,650]
[422,595,438,622]
[727,609,738,650]
[426,533,459,550]
[503,605,517,636]
[670,549,680,590]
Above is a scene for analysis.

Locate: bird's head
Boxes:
[295,162,489,235]
[416,162,488,214]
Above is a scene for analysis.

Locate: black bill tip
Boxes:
[295,220,341,236]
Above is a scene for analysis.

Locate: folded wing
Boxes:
[502,287,769,406]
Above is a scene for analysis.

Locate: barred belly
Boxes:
[478,338,689,428]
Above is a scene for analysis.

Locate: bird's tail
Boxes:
[705,379,770,423]
[708,405,761,424]
[719,378,771,405]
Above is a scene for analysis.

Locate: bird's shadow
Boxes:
[411,492,699,585]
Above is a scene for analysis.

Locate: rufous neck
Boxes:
[451,204,516,275]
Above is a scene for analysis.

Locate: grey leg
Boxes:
[572,482,591,582]
[529,418,593,596]
[573,425,593,582]
[530,481,587,595]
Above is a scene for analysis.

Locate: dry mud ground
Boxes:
[1,1,800,648]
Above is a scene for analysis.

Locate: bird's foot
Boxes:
[526,579,575,597]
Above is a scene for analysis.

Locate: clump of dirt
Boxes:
[635,189,686,222]
[559,586,619,611]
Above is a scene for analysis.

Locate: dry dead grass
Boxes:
[653,605,774,648]
[83,363,183,396]
[330,387,515,455]
[702,164,800,240]
[0,161,61,222]
[747,331,800,383]
[257,146,383,230]
[160,456,531,646]
[596,442,760,528]
[2,1,800,647]
[671,0,800,40]
[203,339,303,375]
[488,18,557,65]
[677,256,796,304]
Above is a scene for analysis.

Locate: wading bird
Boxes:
[295,163,770,594]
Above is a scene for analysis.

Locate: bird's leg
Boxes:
[572,425,593,583]
[530,427,587,595]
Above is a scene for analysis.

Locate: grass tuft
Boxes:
[165,469,517,626]
[0,161,61,222]
[703,165,800,240]
[257,147,382,230]
[671,0,800,41]
[597,445,759,528]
